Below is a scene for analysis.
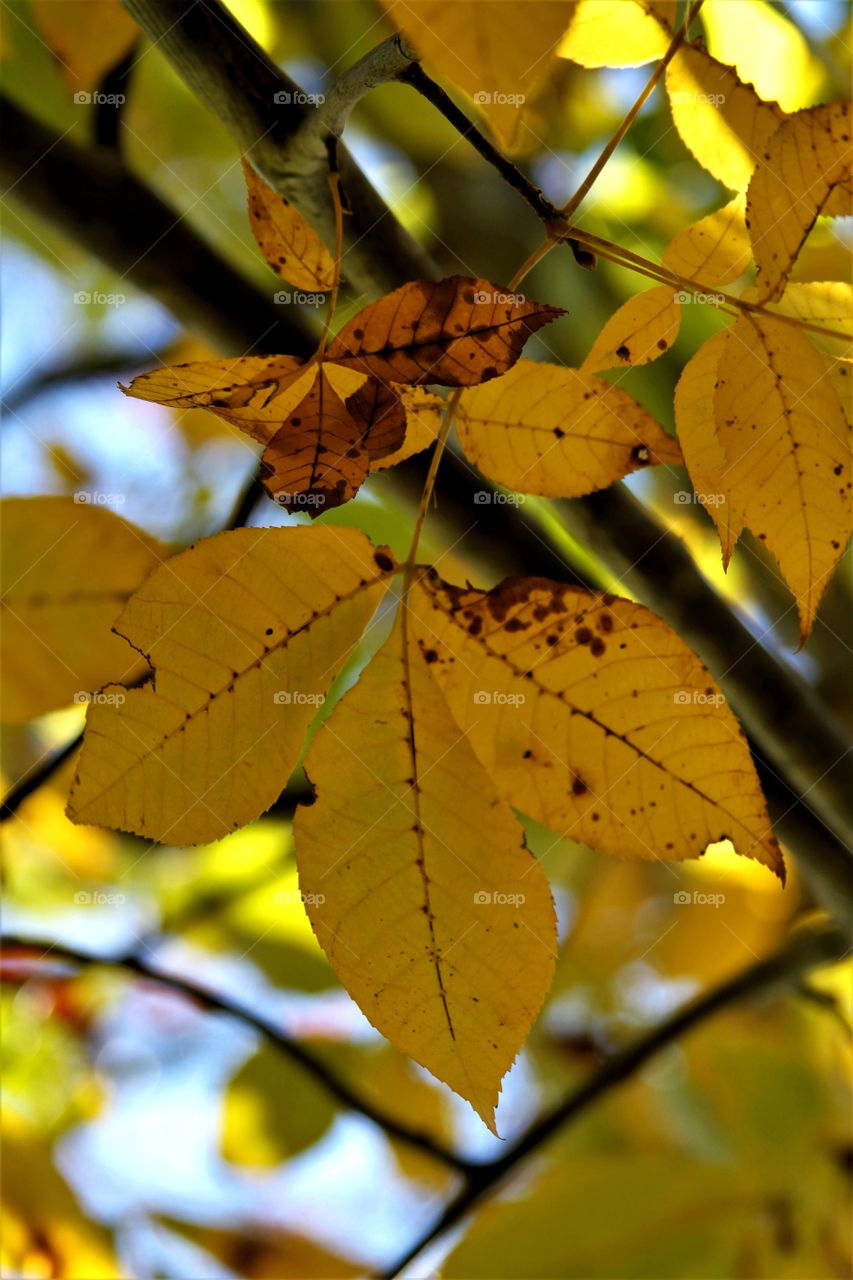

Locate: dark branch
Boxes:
[381,918,850,1277]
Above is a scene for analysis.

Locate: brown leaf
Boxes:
[259,367,369,515]
[345,377,408,462]
[326,277,564,386]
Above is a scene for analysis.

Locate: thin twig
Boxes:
[0,932,472,1173]
[380,919,850,1277]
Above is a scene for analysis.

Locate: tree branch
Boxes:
[380,917,850,1278]
[119,0,434,295]
[0,932,471,1174]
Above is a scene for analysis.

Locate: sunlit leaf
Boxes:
[29,0,136,94]
[700,0,826,112]
[666,45,786,191]
[558,0,676,68]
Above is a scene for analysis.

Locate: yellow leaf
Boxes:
[662,195,751,288]
[29,0,136,95]
[700,0,826,112]
[456,359,682,496]
[747,102,853,302]
[67,528,395,845]
[294,613,557,1131]
[370,387,444,471]
[412,570,784,878]
[666,45,786,191]
[713,316,851,639]
[160,1219,361,1279]
[242,159,334,292]
[558,0,676,68]
[580,285,681,374]
[380,0,574,150]
[673,331,743,567]
[0,497,163,724]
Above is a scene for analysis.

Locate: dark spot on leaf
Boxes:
[374,551,394,572]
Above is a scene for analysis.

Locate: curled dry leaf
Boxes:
[327,276,564,386]
[456,359,682,497]
[242,159,335,292]
[67,528,396,845]
[581,285,681,374]
[259,367,369,515]
[713,316,851,640]
[295,612,557,1132]
[369,387,445,470]
[666,45,786,192]
[747,102,853,302]
[122,356,310,446]
[412,569,785,879]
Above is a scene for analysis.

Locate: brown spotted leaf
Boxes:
[326,277,564,387]
[260,367,369,515]
[411,570,784,879]
[294,611,557,1132]
[242,159,335,291]
[369,387,445,470]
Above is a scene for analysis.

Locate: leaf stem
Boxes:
[403,387,463,581]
